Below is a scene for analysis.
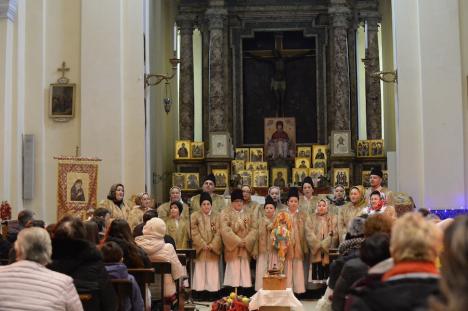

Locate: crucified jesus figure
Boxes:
[246,47,312,117]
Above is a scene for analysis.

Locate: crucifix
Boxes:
[244,33,314,117]
[57,61,70,84]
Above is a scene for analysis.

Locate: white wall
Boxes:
[0,0,146,223]
[393,0,465,209]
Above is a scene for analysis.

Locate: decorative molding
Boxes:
[0,0,17,21]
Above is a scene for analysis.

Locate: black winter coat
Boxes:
[332,257,369,311]
[49,238,117,311]
[347,275,440,311]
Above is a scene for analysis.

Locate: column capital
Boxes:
[176,14,195,32]
[0,0,17,21]
[329,1,351,28]
[206,7,227,30]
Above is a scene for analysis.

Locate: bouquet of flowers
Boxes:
[271,211,292,273]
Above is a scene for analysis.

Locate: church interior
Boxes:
[1,0,468,310]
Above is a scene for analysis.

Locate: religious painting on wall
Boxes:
[185,173,200,190]
[264,118,296,160]
[212,169,229,189]
[56,157,100,220]
[313,159,327,172]
[253,170,269,188]
[190,142,205,159]
[175,140,191,159]
[333,168,350,188]
[312,145,328,161]
[235,148,250,162]
[231,160,245,175]
[297,146,311,159]
[238,170,253,187]
[254,162,268,170]
[49,83,76,120]
[309,168,325,187]
[271,167,288,188]
[245,162,256,171]
[249,147,264,162]
[369,140,385,157]
[172,173,186,189]
[295,157,310,169]
[292,168,309,185]
[209,132,232,158]
[356,140,370,157]
[331,130,352,156]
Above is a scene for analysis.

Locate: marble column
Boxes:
[364,15,382,139]
[177,16,195,140]
[200,21,210,143]
[206,9,227,132]
[329,0,351,131]
[0,0,17,201]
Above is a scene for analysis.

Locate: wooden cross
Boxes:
[57,61,70,79]
[244,32,313,58]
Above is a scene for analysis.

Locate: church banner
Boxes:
[55,156,101,220]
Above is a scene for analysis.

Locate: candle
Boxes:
[364,21,368,49]
[173,22,177,53]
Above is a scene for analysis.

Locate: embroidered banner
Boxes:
[55,156,101,220]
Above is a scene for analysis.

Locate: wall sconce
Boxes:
[144,56,180,87]
[371,70,398,83]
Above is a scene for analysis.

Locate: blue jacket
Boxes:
[105,263,144,311]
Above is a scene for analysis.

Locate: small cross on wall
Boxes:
[57,61,70,83]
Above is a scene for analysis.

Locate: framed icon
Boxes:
[175,140,191,159]
[296,146,311,159]
[190,142,205,159]
[312,145,328,161]
[172,173,186,189]
[231,160,245,175]
[313,159,327,172]
[253,170,269,188]
[356,140,370,157]
[238,170,253,187]
[295,157,310,169]
[235,148,250,162]
[333,168,350,188]
[185,173,200,190]
[49,83,76,120]
[331,130,352,156]
[292,168,309,185]
[212,169,229,189]
[271,167,288,188]
[369,139,385,157]
[249,147,264,162]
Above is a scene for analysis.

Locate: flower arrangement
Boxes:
[271,211,292,273]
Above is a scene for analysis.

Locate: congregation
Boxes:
[0,167,466,311]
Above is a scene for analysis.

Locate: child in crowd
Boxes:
[101,241,144,311]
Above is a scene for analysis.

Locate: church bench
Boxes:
[128,268,155,311]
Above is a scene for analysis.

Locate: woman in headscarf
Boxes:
[327,184,348,216]
[127,192,154,230]
[308,199,338,286]
[253,195,277,290]
[99,183,131,221]
[337,185,367,244]
[157,186,189,222]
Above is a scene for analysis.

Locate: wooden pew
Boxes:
[128,268,155,311]
[152,262,172,311]
[111,279,133,311]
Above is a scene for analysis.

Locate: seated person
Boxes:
[7,210,34,243]
[132,209,176,249]
[101,241,144,311]
[48,216,117,311]
[0,227,82,310]
[135,217,185,301]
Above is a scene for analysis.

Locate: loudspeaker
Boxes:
[22,134,35,200]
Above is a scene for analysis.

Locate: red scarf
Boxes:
[382,261,439,281]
